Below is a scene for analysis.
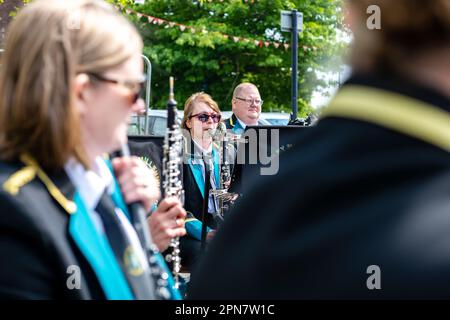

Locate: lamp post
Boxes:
[281,10,303,121]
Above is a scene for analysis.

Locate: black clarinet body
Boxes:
[161,77,184,289]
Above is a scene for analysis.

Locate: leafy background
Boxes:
[2,0,347,117]
[110,0,346,117]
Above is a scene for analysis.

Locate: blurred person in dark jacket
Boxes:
[189,0,450,299]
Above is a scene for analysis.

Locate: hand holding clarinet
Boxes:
[112,152,186,253]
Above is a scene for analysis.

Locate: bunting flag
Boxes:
[119,7,317,52]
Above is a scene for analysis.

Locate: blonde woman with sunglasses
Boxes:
[179,92,233,272]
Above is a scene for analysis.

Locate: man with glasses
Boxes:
[225,83,264,135]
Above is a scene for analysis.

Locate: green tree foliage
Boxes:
[116,0,345,116]
[17,0,344,116]
[4,0,31,17]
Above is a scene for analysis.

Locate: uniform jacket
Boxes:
[189,74,450,299]
[0,156,180,300]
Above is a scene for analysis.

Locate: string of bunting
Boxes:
[119,7,318,52]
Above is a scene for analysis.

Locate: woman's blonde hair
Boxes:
[181,92,221,129]
[0,0,143,171]
[348,0,450,72]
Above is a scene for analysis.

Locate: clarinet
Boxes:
[162,76,184,289]
[218,122,231,193]
[116,144,174,300]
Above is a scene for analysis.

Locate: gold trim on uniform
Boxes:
[2,165,37,196]
[322,85,450,152]
[20,154,77,214]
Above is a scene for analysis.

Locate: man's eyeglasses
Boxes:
[189,113,222,123]
[234,97,263,106]
[87,73,147,104]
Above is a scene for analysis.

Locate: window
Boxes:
[151,117,167,136]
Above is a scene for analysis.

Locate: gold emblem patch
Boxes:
[124,246,144,277]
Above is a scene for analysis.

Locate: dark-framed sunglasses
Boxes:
[189,113,222,123]
[87,73,147,104]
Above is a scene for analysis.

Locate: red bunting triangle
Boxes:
[129,9,316,53]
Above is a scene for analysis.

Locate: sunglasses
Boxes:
[189,113,222,123]
[87,73,147,104]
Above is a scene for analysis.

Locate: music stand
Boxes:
[229,125,309,196]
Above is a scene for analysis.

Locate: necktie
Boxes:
[203,155,218,214]
[95,191,156,299]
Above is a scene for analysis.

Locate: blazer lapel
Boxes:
[232,115,245,135]
[69,192,134,300]
[49,169,134,300]
[212,148,220,189]
[188,158,205,198]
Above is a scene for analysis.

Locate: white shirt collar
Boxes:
[192,138,213,155]
[64,156,114,212]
